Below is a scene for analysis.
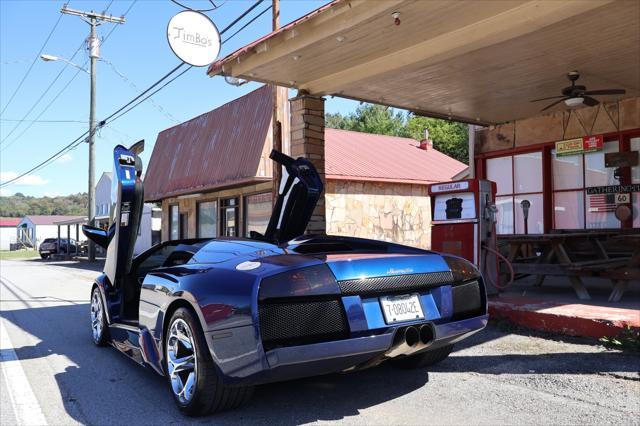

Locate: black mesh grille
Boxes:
[259,299,349,349]
[338,271,453,296]
[452,280,484,320]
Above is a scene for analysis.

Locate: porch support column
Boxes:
[289,91,326,235]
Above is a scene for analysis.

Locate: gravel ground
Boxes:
[1,258,639,425]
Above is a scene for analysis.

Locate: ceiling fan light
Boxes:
[564,97,584,107]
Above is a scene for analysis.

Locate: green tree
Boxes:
[405,115,468,164]
[326,104,469,164]
[0,193,88,217]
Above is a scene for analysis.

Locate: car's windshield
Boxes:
[42,238,57,243]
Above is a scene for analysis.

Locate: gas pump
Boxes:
[428,179,510,295]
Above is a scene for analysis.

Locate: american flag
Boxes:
[588,194,616,212]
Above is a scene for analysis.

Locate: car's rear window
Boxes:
[43,238,57,243]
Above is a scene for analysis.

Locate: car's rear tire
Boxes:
[40,254,49,259]
[392,344,453,369]
[164,307,254,416]
[90,287,109,346]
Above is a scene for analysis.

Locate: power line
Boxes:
[222,4,271,45]
[102,58,179,123]
[103,0,137,43]
[0,0,134,151]
[0,2,66,117]
[169,0,223,13]
[0,41,85,145]
[1,0,266,188]
[0,66,85,153]
[219,0,264,34]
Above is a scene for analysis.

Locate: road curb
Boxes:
[488,295,640,339]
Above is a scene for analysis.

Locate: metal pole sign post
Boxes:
[520,199,530,235]
[167,11,221,67]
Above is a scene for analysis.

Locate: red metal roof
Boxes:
[325,129,467,185]
[23,215,85,225]
[0,217,21,227]
[144,85,273,202]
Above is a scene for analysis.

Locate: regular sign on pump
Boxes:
[167,10,221,67]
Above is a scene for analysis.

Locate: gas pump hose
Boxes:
[482,238,515,290]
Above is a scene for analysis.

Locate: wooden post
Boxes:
[271,0,287,206]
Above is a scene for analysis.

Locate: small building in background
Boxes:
[17,215,85,249]
[95,170,161,256]
[144,85,466,249]
[0,217,21,250]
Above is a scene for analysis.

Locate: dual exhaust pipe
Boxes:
[385,324,435,358]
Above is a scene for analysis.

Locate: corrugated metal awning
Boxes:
[144,85,273,202]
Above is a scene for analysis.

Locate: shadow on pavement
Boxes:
[1,293,637,424]
[23,257,105,273]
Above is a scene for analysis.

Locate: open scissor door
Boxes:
[83,142,144,285]
[260,150,323,244]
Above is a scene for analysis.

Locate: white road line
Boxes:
[0,320,48,426]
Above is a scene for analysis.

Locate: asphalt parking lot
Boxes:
[1,258,639,425]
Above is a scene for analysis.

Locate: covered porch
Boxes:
[207,0,639,334]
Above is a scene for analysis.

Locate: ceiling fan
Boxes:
[531,71,626,112]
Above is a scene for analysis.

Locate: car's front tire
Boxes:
[165,308,254,416]
[392,344,453,369]
[90,287,109,346]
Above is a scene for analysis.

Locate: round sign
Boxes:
[167,11,220,67]
[614,204,632,222]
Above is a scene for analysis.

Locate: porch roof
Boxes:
[208,0,640,125]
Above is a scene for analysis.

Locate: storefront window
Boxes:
[552,141,621,230]
[221,198,239,237]
[631,137,640,228]
[244,192,272,237]
[169,205,179,240]
[486,156,513,195]
[554,191,585,229]
[197,201,217,238]
[487,152,544,234]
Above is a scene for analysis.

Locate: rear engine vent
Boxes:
[451,280,485,320]
[259,299,349,350]
[338,271,453,296]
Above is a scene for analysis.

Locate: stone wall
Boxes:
[476,96,640,153]
[325,180,432,249]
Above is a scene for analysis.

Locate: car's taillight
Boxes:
[259,264,340,300]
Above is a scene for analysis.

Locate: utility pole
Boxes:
[60,6,124,261]
[271,0,287,206]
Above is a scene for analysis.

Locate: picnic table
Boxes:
[498,231,636,301]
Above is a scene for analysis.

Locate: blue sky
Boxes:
[0,0,361,197]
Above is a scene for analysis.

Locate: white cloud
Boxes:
[55,153,73,164]
[0,171,49,186]
[0,187,15,197]
[44,191,62,198]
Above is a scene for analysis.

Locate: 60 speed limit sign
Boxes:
[615,193,630,204]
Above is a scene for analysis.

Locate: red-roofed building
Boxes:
[17,215,85,248]
[145,86,466,249]
[1,217,21,250]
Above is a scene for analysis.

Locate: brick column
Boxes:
[290,91,326,234]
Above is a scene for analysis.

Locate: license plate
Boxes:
[41,250,50,254]
[379,293,424,324]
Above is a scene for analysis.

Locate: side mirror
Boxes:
[82,224,113,249]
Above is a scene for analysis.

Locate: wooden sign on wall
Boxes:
[604,151,639,168]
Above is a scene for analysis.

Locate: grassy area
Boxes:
[0,250,39,260]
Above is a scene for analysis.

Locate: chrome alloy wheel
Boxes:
[167,318,198,404]
[90,291,104,341]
